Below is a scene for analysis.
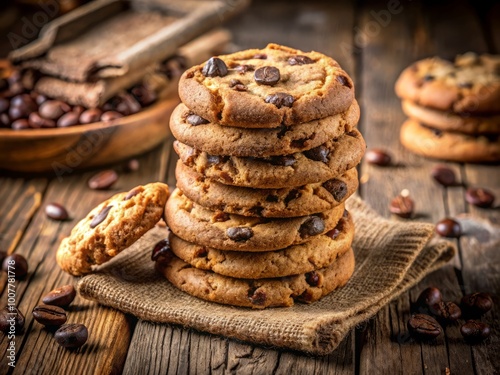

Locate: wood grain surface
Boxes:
[0,1,498,374]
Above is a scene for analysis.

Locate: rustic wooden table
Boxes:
[1,0,499,374]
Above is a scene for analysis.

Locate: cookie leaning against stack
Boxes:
[395,52,500,162]
[157,43,366,309]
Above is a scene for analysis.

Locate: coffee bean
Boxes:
[79,108,102,124]
[465,187,495,208]
[9,94,37,120]
[202,57,228,77]
[461,320,491,342]
[248,287,266,305]
[389,192,414,218]
[38,100,70,120]
[288,55,314,65]
[0,97,9,113]
[100,111,123,122]
[32,305,67,326]
[435,218,461,238]
[303,145,330,163]
[254,66,280,86]
[34,93,48,106]
[90,205,113,228]
[0,250,6,264]
[407,314,441,339]
[262,155,296,166]
[431,165,457,187]
[131,84,157,107]
[28,112,56,128]
[365,149,391,166]
[57,111,79,127]
[461,292,493,316]
[114,93,141,116]
[11,119,30,130]
[227,227,254,242]
[88,170,118,190]
[299,216,325,237]
[55,323,89,349]
[186,114,209,126]
[305,271,320,286]
[151,238,171,261]
[42,285,76,307]
[2,254,28,279]
[336,75,352,88]
[124,186,144,200]
[322,179,348,201]
[0,78,8,92]
[265,92,294,108]
[432,301,462,322]
[45,203,70,221]
[72,105,85,116]
[0,113,10,127]
[416,287,442,309]
[124,159,140,172]
[0,306,25,333]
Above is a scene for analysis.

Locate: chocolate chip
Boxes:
[229,79,247,91]
[55,323,89,349]
[232,84,247,91]
[389,192,414,219]
[202,57,228,77]
[213,211,230,222]
[42,285,76,307]
[248,206,264,216]
[336,75,352,88]
[187,113,209,126]
[248,287,266,305]
[407,314,441,339]
[206,154,227,165]
[465,187,495,208]
[265,92,294,108]
[253,53,267,59]
[325,227,341,240]
[299,216,325,237]
[151,238,170,261]
[305,271,320,286]
[88,170,118,190]
[461,320,491,342]
[266,195,279,203]
[284,189,300,205]
[254,66,281,86]
[28,112,56,128]
[288,55,314,65]
[423,74,435,81]
[45,203,70,221]
[57,111,79,127]
[304,145,329,163]
[235,64,254,74]
[227,227,253,242]
[458,82,473,89]
[416,287,442,310]
[124,186,143,200]
[322,179,348,201]
[461,292,493,316]
[194,247,208,258]
[431,165,457,187]
[431,128,443,137]
[262,155,296,166]
[435,218,461,238]
[432,301,462,322]
[90,205,113,228]
[365,149,391,166]
[2,254,28,279]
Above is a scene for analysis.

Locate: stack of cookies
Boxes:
[159,44,366,308]
[395,52,500,162]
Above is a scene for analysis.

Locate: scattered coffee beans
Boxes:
[42,285,76,307]
[0,306,25,333]
[45,203,70,221]
[465,187,495,208]
[416,287,442,310]
[407,314,441,339]
[365,149,391,166]
[431,165,457,187]
[460,320,491,342]
[435,218,461,238]
[32,305,67,326]
[88,169,118,190]
[124,158,140,172]
[2,254,28,279]
[54,323,89,349]
[389,190,414,218]
[432,301,462,322]
[461,292,493,316]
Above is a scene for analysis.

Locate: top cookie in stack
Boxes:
[395,52,500,162]
[159,44,366,309]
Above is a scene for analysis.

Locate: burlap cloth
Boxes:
[77,196,455,355]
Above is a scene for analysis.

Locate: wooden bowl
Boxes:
[0,90,179,173]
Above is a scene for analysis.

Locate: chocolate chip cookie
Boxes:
[178,43,355,127]
[174,128,366,189]
[395,53,500,114]
[170,101,360,157]
[155,247,355,308]
[176,160,358,217]
[165,188,345,251]
[400,119,500,162]
[401,100,500,135]
[57,182,169,276]
[169,211,354,279]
